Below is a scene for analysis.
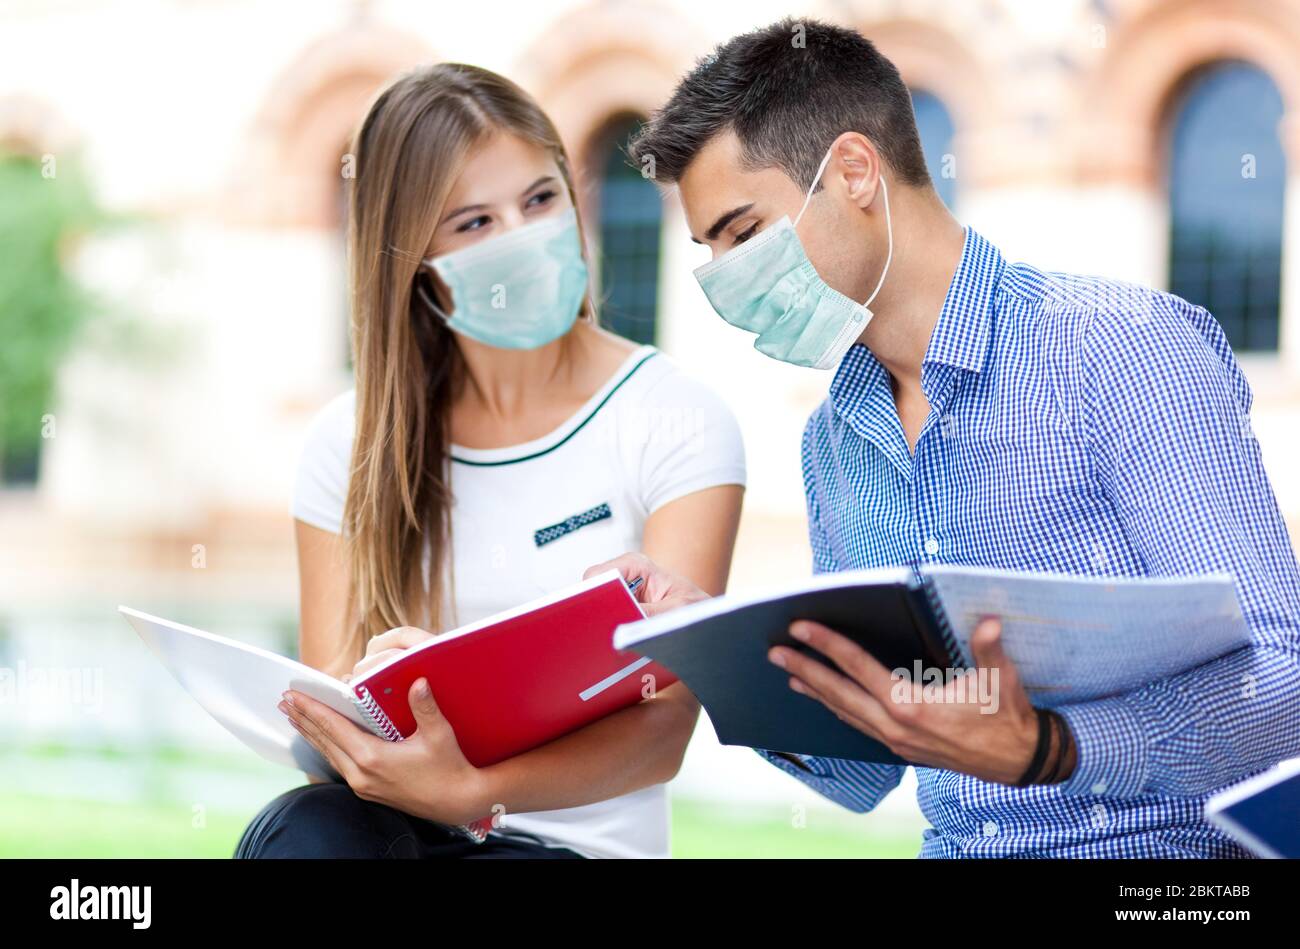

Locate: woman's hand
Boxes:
[584,552,711,617]
[279,678,489,825]
[341,626,434,683]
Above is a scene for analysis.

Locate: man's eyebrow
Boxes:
[703,203,754,242]
[441,176,558,225]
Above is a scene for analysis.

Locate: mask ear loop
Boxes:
[863,175,892,310]
[415,271,453,324]
[794,148,836,229]
[792,147,894,310]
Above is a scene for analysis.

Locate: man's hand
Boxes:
[279,678,489,824]
[770,616,1073,786]
[584,552,710,617]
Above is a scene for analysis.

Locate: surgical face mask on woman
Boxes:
[417,206,589,351]
[692,146,893,370]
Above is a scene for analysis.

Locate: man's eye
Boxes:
[526,189,557,209]
[456,215,490,233]
[734,223,759,245]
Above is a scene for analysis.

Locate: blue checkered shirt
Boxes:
[758,226,1300,857]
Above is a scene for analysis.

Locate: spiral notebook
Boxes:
[612,565,1251,764]
[120,568,666,842]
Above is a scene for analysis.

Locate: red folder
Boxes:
[349,569,677,767]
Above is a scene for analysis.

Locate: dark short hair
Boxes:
[629,18,931,192]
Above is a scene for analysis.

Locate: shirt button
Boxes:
[924,537,940,556]
[1091,781,1108,795]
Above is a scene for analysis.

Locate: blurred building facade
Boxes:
[3,0,1300,609]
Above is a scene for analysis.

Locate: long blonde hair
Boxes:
[340,63,590,660]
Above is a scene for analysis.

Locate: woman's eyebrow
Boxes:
[440,176,557,225]
[520,175,556,195]
[440,202,487,225]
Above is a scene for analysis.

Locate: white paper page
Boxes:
[924,567,1251,706]
[120,607,375,780]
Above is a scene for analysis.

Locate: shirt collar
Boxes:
[922,226,1002,374]
[828,226,1003,424]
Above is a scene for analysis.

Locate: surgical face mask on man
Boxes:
[418,206,589,350]
[693,145,893,370]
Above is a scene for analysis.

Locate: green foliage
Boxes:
[0,151,107,467]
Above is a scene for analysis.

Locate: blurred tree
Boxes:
[0,151,106,484]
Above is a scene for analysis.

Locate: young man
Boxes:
[592,18,1300,856]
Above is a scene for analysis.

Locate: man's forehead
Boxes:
[678,133,761,237]
[678,136,801,241]
[679,134,742,197]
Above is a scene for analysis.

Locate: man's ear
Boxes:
[830,131,883,211]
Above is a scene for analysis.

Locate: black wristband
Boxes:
[1038,711,1060,785]
[1044,710,1073,784]
[1015,707,1052,787]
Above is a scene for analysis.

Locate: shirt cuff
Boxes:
[1055,696,1151,798]
[755,748,832,780]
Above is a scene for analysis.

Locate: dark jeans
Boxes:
[234,783,585,859]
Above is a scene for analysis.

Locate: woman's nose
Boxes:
[497,208,529,231]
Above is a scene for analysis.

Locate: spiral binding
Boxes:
[353,685,404,742]
[920,577,964,667]
[352,684,490,844]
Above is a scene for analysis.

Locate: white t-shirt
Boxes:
[291,344,746,859]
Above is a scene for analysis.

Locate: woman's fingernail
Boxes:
[282,691,295,706]
[789,623,810,642]
[769,648,786,668]
[277,701,289,715]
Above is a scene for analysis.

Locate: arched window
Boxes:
[1167,61,1286,353]
[591,115,663,345]
[910,89,957,210]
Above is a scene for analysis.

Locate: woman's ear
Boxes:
[831,132,883,211]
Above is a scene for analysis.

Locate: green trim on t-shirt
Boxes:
[450,350,659,467]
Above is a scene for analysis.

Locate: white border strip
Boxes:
[579,656,653,702]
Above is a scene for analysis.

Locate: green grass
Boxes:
[0,792,918,859]
[0,792,252,858]
[671,800,919,858]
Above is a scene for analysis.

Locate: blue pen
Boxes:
[626,576,644,597]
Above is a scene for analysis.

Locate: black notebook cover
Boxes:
[620,577,956,764]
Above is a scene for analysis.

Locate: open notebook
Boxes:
[613,565,1252,764]
[121,568,666,841]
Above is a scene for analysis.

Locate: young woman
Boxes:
[233,64,745,859]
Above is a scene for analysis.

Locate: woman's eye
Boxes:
[734,223,759,245]
[456,215,491,233]
[526,189,557,209]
